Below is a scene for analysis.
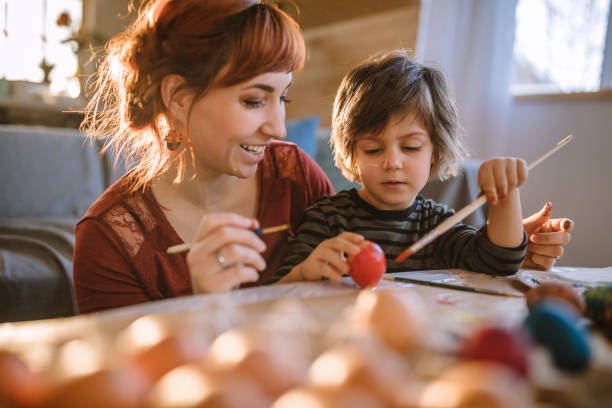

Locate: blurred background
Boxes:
[1,0,611,267]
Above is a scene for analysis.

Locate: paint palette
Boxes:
[516,267,612,288]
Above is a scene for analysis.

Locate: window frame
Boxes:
[512,0,612,100]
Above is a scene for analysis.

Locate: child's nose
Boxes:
[383,152,403,170]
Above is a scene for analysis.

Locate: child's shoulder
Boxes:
[310,189,354,208]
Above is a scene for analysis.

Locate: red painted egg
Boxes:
[349,241,386,288]
[457,326,530,377]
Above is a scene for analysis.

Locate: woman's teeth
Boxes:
[240,144,266,153]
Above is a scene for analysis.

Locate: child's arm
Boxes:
[278,232,364,283]
[478,157,528,247]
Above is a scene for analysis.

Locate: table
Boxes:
[1,268,611,407]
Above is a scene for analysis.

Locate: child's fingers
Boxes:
[316,246,351,275]
[504,159,518,192]
[318,263,344,283]
[517,158,528,187]
[478,165,498,205]
[333,233,365,257]
[493,161,508,199]
[504,158,528,191]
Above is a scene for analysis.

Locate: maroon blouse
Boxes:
[73,142,334,313]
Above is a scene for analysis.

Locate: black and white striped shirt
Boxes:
[274,189,527,281]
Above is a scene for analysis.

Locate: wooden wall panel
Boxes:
[286,6,421,126]
[279,0,417,29]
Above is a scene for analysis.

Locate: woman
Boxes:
[74,0,570,314]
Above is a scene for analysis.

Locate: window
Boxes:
[0,0,82,98]
[512,0,612,95]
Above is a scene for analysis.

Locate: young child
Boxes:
[273,49,528,283]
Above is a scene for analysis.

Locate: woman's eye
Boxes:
[280,96,291,104]
[243,99,263,108]
[402,146,420,151]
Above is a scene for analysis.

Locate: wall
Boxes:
[505,96,612,267]
[285,1,420,126]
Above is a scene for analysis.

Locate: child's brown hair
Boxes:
[331,49,467,182]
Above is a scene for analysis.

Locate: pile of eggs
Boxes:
[1,282,610,408]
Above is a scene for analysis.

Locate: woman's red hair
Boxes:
[82,0,305,192]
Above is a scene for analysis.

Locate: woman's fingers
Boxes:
[527,242,564,258]
[215,242,267,271]
[537,218,574,233]
[193,212,258,241]
[187,213,269,293]
[194,265,259,293]
[529,230,571,246]
[524,252,558,270]
[193,224,267,258]
[218,266,260,288]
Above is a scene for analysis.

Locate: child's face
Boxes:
[353,111,434,210]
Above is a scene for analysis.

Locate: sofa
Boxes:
[0,120,484,322]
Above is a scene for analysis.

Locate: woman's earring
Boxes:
[165,128,182,151]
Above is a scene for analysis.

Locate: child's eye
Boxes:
[280,95,291,104]
[364,148,382,155]
[243,99,263,108]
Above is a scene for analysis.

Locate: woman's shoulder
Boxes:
[261,141,320,181]
[79,173,154,226]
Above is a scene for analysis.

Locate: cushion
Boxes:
[315,128,361,192]
[0,216,78,321]
[284,116,320,158]
[0,125,106,218]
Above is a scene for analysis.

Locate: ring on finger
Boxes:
[215,250,229,269]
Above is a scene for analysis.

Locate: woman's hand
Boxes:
[186,213,267,293]
[289,232,364,283]
[522,202,573,270]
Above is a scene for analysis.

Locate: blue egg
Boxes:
[524,300,591,372]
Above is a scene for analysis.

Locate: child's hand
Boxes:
[478,157,528,205]
[295,232,364,282]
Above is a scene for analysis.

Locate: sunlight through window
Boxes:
[512,0,611,94]
[0,0,82,98]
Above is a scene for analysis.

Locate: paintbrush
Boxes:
[383,275,523,297]
[396,134,574,263]
[167,223,291,254]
